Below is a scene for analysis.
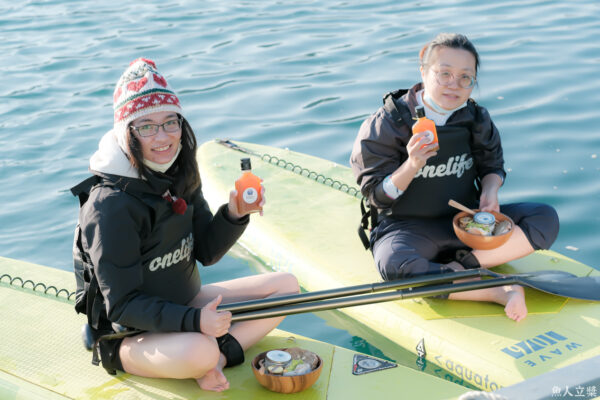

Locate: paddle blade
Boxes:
[520,275,600,301]
[484,269,578,280]
[519,270,578,279]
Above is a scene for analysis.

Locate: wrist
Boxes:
[481,186,499,200]
[222,204,248,225]
[382,175,404,199]
[405,157,424,172]
[227,204,243,220]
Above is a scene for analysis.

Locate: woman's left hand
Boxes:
[227,185,266,218]
[479,191,500,213]
[479,174,502,213]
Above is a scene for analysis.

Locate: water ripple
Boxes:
[303,96,341,109]
[1,0,599,275]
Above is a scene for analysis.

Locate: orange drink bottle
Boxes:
[412,106,439,151]
[235,158,262,214]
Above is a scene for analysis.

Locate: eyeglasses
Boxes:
[130,117,182,137]
[431,69,476,89]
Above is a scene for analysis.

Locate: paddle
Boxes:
[219,269,578,314]
[219,269,485,313]
[228,271,600,322]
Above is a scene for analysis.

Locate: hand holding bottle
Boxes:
[406,132,438,170]
[227,185,266,218]
[231,158,265,217]
[412,106,439,151]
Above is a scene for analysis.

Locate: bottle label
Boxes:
[421,130,434,144]
[242,187,258,204]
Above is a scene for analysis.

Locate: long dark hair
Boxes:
[127,115,201,198]
[419,33,480,74]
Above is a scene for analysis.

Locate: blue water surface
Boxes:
[1,0,599,383]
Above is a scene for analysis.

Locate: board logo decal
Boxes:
[352,354,397,375]
[416,338,426,358]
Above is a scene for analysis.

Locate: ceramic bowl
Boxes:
[452,210,514,250]
[251,349,322,394]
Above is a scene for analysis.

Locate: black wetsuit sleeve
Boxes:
[190,188,249,266]
[470,106,506,182]
[350,108,411,208]
[82,192,200,332]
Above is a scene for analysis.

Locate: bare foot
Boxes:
[503,285,527,322]
[197,367,229,392]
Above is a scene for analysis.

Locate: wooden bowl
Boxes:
[251,349,323,393]
[452,210,514,250]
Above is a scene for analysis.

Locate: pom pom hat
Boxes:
[112,58,183,152]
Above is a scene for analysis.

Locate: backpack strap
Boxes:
[87,274,105,330]
[358,197,378,251]
[382,89,408,124]
[71,175,102,206]
[90,327,143,373]
[71,175,113,330]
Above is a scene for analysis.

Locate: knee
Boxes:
[375,249,431,281]
[181,335,220,377]
[520,203,560,250]
[533,203,559,225]
[273,272,300,295]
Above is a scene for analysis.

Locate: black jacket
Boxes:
[350,83,506,218]
[74,131,248,333]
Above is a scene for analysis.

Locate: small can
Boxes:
[264,350,292,375]
[474,212,496,234]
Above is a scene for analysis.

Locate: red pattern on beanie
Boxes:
[127,76,148,92]
[113,58,183,125]
[130,58,157,69]
[115,93,181,122]
[153,74,167,88]
[113,87,122,103]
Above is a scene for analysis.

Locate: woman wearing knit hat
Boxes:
[71,58,299,392]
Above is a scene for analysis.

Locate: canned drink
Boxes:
[264,350,292,374]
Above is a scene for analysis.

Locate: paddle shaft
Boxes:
[219,269,483,313]
[230,276,519,322]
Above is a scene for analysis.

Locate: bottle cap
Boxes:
[474,212,495,225]
[415,106,425,118]
[265,350,292,364]
[240,158,252,170]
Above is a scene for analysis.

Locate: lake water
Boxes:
[1,0,599,389]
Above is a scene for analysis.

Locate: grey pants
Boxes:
[370,202,559,281]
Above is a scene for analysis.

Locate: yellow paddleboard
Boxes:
[198,139,600,391]
[0,256,469,399]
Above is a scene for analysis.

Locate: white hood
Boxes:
[89,130,140,178]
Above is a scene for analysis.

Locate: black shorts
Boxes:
[98,337,125,374]
[370,202,559,282]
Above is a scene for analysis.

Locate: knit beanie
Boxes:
[112,58,183,152]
